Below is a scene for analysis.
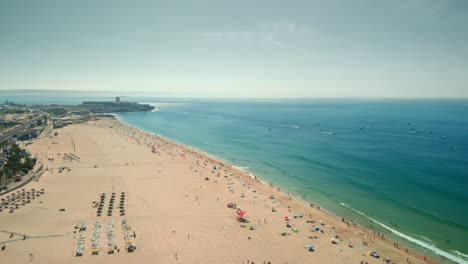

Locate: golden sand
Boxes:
[0,118,437,264]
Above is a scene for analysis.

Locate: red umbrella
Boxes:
[237,209,247,218]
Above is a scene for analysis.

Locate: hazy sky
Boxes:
[1,0,467,98]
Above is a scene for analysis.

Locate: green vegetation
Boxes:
[0,108,28,114]
[0,121,19,130]
[0,141,36,180]
[68,109,90,115]
[45,108,68,116]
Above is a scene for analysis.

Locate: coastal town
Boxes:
[0,97,153,194]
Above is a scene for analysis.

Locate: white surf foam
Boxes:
[273,124,302,129]
[455,251,468,259]
[339,202,468,264]
[232,166,250,171]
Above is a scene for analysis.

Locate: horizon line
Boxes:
[1,89,468,100]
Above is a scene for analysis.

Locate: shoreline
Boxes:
[0,116,451,263]
[111,116,448,264]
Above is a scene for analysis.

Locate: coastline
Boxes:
[113,114,467,264]
[111,116,445,264]
[0,116,446,263]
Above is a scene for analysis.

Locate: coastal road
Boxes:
[0,115,44,142]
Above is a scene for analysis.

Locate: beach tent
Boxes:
[304,245,314,251]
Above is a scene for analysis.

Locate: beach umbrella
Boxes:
[284,216,290,221]
[236,209,247,218]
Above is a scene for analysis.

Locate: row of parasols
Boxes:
[106,219,116,254]
[75,222,86,256]
[122,219,136,252]
[91,221,101,255]
[94,192,126,217]
[75,219,132,256]
[0,188,45,213]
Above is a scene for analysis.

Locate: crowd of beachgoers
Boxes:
[0,117,437,264]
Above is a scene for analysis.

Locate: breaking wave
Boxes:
[339,203,468,264]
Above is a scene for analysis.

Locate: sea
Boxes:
[1,91,467,263]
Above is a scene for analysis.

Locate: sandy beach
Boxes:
[0,117,438,264]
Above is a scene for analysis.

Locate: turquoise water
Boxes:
[2,93,467,263]
[116,99,468,264]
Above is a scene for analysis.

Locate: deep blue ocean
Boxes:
[1,92,467,263]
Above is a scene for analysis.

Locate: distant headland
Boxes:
[80,97,154,113]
